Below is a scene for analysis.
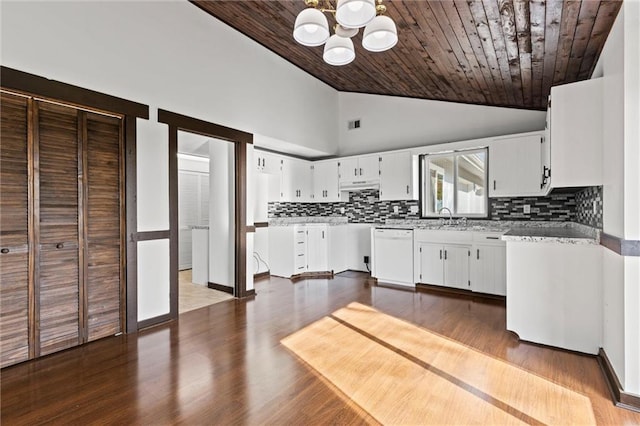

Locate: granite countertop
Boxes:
[383,219,600,244]
[268,216,349,226]
[267,217,600,244]
[502,224,600,245]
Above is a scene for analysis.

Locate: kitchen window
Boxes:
[420,148,488,218]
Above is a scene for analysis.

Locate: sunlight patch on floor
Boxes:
[281,302,596,425]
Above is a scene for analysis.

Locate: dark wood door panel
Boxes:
[0,252,30,367]
[37,102,79,246]
[0,92,29,248]
[38,246,80,356]
[86,113,122,341]
[36,101,81,356]
[0,92,30,368]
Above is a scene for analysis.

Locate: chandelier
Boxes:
[293,0,398,66]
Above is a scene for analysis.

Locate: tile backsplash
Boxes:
[489,194,576,222]
[575,186,603,228]
[268,186,603,229]
[269,190,420,224]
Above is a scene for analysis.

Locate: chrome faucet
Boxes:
[438,207,453,225]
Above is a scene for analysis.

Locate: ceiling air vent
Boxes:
[348,119,361,130]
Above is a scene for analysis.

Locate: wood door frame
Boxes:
[1,66,149,335]
[157,109,253,324]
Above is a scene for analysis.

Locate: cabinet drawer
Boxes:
[295,254,306,270]
[473,232,506,244]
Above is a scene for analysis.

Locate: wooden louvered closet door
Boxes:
[85,112,123,341]
[0,92,124,367]
[0,92,31,367]
[36,101,81,355]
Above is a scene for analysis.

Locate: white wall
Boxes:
[137,239,170,321]
[0,1,338,155]
[337,93,546,156]
[595,0,640,395]
[209,141,235,290]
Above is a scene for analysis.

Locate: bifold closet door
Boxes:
[36,101,81,356]
[0,92,31,367]
[85,112,123,341]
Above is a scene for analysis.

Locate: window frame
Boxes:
[420,147,489,219]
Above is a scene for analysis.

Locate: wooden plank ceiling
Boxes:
[191,0,622,110]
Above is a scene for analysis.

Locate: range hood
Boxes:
[339,179,380,191]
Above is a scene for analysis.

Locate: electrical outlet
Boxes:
[364,256,369,264]
[593,200,597,214]
[393,206,399,214]
[523,204,531,214]
[340,207,345,214]
[410,205,419,214]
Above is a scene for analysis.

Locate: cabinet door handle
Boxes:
[56,243,64,249]
[493,180,496,190]
[359,168,363,176]
[257,158,260,167]
[354,168,357,176]
[439,249,442,260]
[262,158,265,167]
[477,249,479,260]
[406,185,409,194]
[322,231,325,239]
[444,250,447,260]
[1,248,9,254]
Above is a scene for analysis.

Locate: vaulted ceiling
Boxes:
[192,0,622,111]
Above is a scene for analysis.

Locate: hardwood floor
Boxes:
[1,272,639,425]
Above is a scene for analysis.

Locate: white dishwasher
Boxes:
[372,228,414,287]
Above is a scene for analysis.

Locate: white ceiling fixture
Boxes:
[293,0,397,66]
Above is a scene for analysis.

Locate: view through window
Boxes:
[420,148,488,218]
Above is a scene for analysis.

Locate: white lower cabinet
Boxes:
[506,241,601,354]
[417,243,470,289]
[471,233,507,296]
[306,225,328,272]
[417,243,444,285]
[269,224,342,278]
[414,230,506,296]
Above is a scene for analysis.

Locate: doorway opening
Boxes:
[177,131,234,313]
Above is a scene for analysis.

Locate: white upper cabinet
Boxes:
[281,157,312,202]
[549,78,603,188]
[255,150,281,175]
[339,155,380,185]
[489,133,545,197]
[379,151,416,201]
[312,159,341,203]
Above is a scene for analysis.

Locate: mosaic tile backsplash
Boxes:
[268,186,603,229]
[269,190,420,224]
